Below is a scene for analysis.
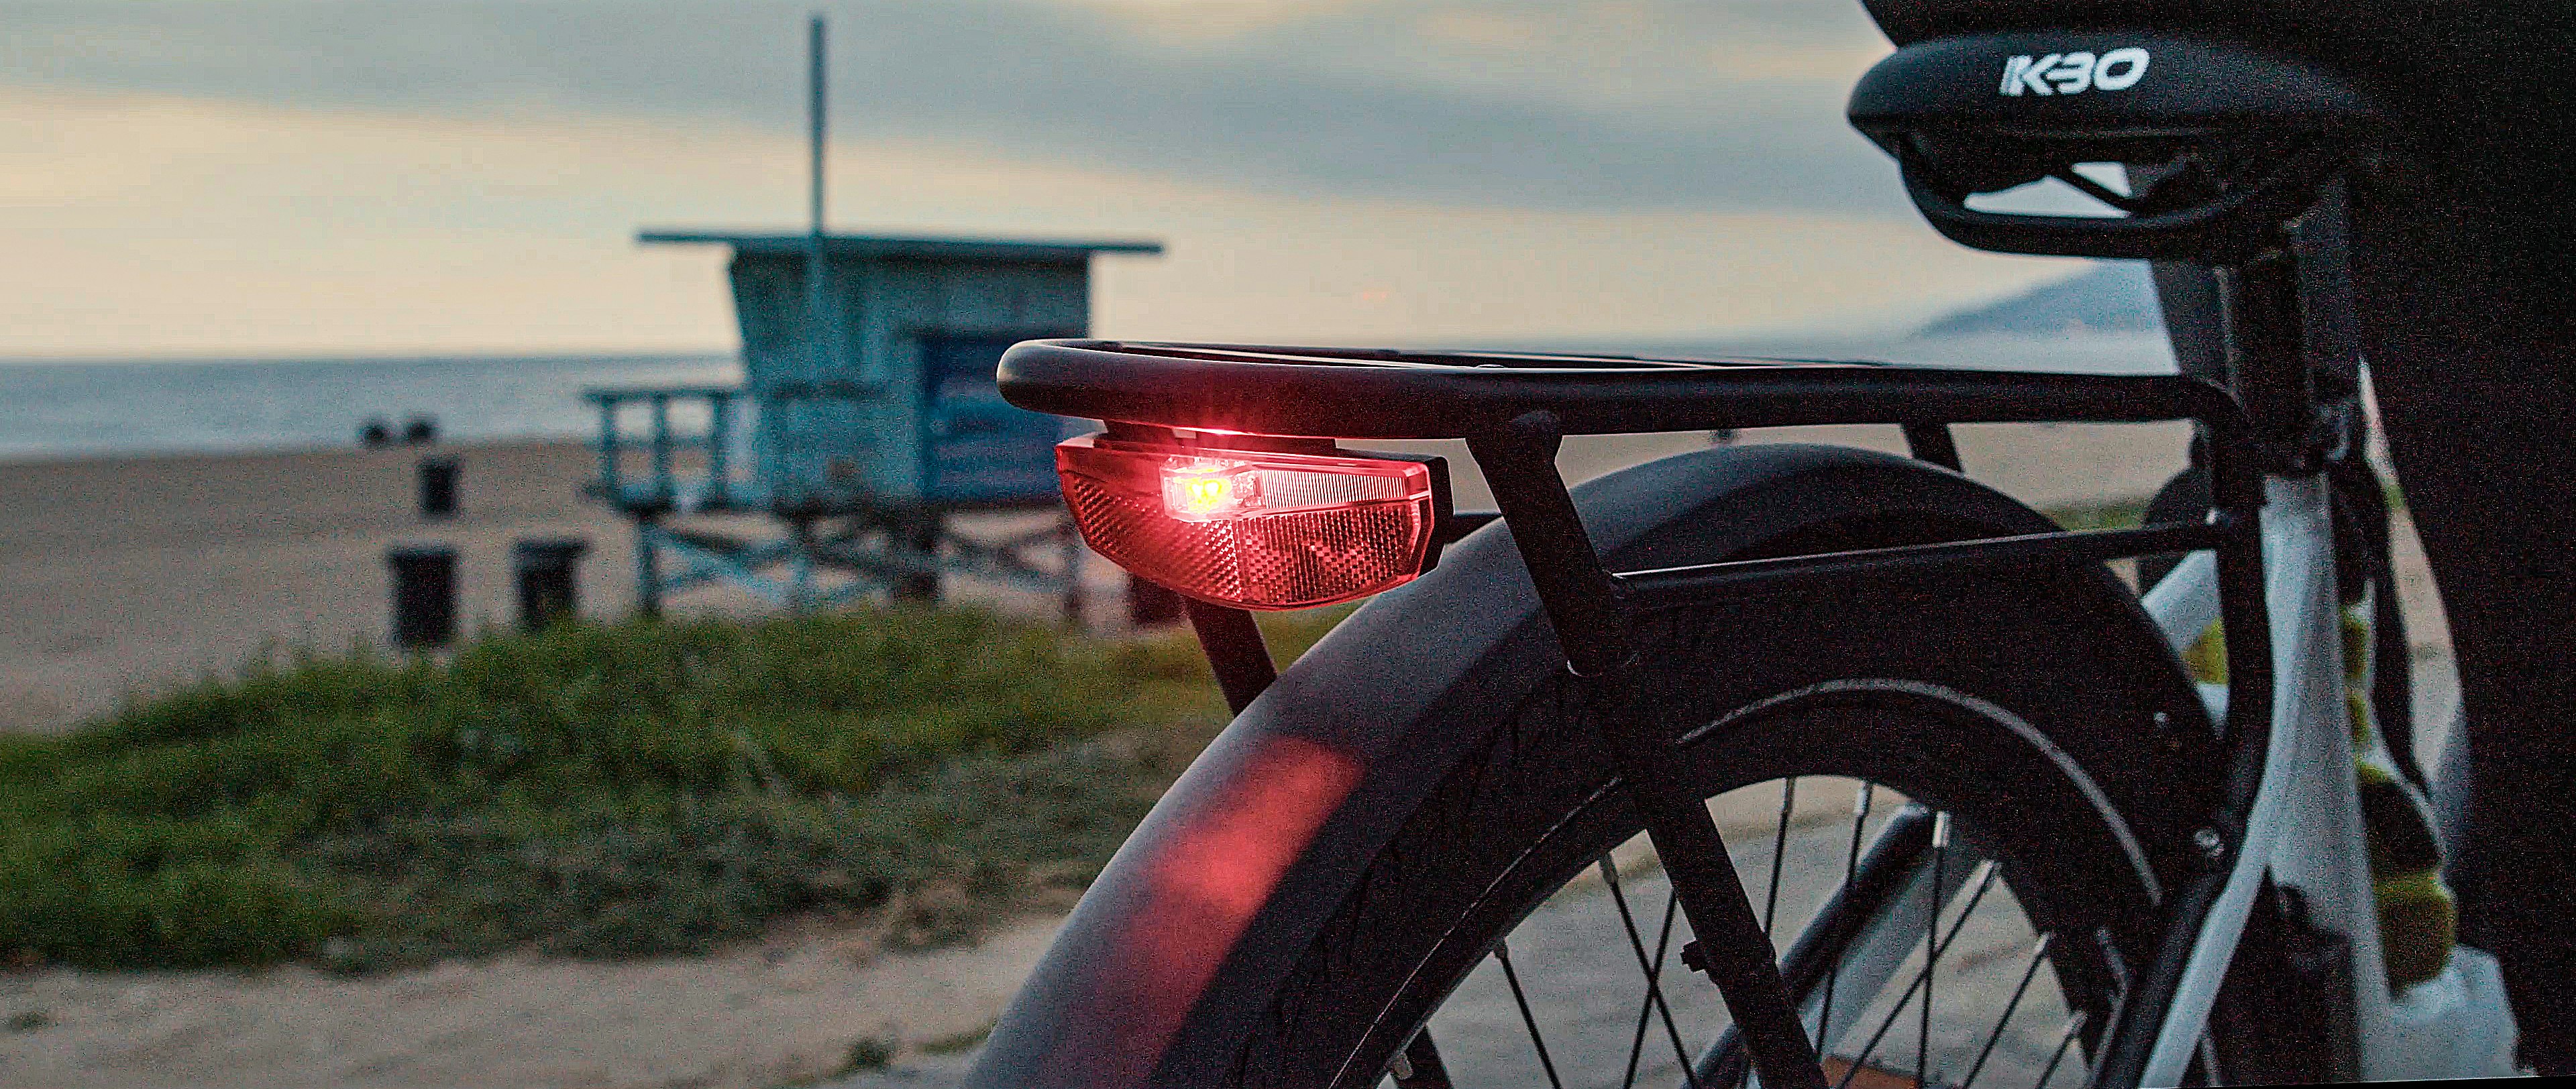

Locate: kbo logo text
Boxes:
[1999,48,2151,95]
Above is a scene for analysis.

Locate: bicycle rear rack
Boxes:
[1000,340,2243,441]
[1000,339,2277,1089]
[1000,339,2260,576]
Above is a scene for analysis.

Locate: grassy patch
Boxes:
[919,1019,998,1055]
[0,606,1350,972]
[842,1037,898,1072]
[2046,496,2152,532]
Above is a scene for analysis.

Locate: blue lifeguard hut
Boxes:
[586,231,1160,614]
[583,15,1159,617]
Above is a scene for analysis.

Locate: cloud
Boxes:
[1,1,2096,359]
[1,0,1907,214]
[0,84,2074,357]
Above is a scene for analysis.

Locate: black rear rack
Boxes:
[1000,337,2277,1089]
[996,339,2243,441]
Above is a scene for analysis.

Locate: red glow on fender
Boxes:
[1152,738,1360,923]
[1042,736,1363,1084]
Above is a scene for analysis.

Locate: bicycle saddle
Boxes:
[1847,27,2379,260]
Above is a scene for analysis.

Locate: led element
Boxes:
[1163,459,1262,521]
[1057,435,1444,610]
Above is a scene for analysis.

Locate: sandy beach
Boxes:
[0,441,648,734]
[0,424,2461,1087]
[0,915,1058,1089]
[0,422,2222,734]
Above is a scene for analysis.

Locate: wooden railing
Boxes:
[584,381,882,512]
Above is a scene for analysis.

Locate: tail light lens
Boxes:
[1057,435,1444,610]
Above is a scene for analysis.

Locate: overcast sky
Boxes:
[0,0,2091,357]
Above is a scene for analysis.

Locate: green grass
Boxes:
[841,1037,897,1073]
[0,606,1350,972]
[2046,496,2153,532]
[919,1019,998,1055]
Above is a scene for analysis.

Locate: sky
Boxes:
[0,0,2099,358]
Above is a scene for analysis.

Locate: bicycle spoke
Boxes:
[2033,1014,2086,1089]
[1956,933,2054,1089]
[1494,937,1568,1089]
[1764,778,1799,937]
[1397,787,2097,1089]
[1831,860,1999,1089]
[1601,854,1703,1089]
[1621,884,1685,1089]
[1919,813,1947,1089]
[2080,931,2132,1089]
[1612,858,1658,1089]
[1817,782,1876,1054]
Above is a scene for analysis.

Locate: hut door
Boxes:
[921,335,1065,504]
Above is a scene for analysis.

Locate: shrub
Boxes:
[0,604,1348,970]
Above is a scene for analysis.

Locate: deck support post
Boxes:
[635,515,665,619]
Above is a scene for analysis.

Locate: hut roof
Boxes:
[638,230,1163,263]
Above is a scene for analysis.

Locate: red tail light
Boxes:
[1057,434,1445,610]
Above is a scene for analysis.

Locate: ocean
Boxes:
[0,333,2176,462]
[0,353,741,461]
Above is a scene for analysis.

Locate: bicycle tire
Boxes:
[1226,555,2240,1087]
[965,445,2243,1089]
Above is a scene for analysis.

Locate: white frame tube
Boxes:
[2135,474,2398,1085]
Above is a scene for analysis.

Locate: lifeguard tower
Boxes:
[582,17,1158,617]
[586,231,1160,616]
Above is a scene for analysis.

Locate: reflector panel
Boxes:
[1058,437,1437,610]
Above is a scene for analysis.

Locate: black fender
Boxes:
[965,443,2212,1088]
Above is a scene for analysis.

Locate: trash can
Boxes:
[386,544,459,649]
[418,456,460,519]
[512,537,589,632]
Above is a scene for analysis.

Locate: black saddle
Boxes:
[1847,15,2383,260]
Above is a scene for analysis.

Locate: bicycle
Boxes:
[957,18,2525,1089]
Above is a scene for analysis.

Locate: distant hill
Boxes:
[1919,262,2163,337]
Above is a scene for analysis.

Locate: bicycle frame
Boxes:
[1002,341,2237,1081]
[2138,484,2519,1084]
[1467,406,2257,1089]
[973,20,2542,1082]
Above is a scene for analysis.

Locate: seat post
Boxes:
[2216,247,2316,467]
[2214,176,2366,474]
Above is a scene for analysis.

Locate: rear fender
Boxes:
[965,443,2209,1087]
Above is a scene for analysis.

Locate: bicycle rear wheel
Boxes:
[1227,625,2226,1088]
[963,445,2251,1089]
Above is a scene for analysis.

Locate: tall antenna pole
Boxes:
[805,13,833,374]
[808,13,826,239]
